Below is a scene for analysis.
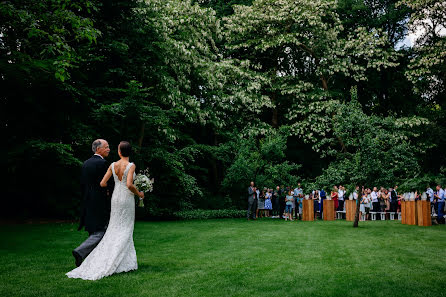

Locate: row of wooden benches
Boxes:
[334,210,446,221]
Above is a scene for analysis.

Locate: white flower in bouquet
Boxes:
[134,168,154,207]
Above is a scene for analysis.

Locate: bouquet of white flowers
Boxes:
[134,168,154,207]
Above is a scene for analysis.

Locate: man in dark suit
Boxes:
[72,139,111,267]
[247,181,257,220]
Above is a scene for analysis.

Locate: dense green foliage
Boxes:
[2,0,445,219]
[0,220,445,296]
[173,209,246,219]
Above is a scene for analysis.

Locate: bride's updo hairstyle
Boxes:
[119,141,132,157]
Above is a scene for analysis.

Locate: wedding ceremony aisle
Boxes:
[1,219,444,297]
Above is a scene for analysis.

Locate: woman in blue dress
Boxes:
[264,189,272,217]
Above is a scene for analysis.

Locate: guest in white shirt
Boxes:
[353,186,359,200]
[371,187,380,212]
[338,185,345,212]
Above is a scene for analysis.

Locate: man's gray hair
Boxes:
[92,139,103,153]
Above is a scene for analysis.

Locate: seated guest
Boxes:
[285,191,294,221]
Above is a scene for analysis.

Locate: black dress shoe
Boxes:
[72,250,82,267]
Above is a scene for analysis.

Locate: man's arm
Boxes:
[248,187,254,196]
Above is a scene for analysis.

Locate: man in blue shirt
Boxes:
[320,189,326,219]
[434,184,445,224]
[294,183,303,220]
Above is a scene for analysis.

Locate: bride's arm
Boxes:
[100,166,113,188]
[127,164,144,199]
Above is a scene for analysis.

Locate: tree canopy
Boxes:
[1,0,445,219]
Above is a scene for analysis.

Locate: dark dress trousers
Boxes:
[73,155,113,263]
[247,186,257,219]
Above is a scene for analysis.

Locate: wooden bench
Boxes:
[370,212,378,221]
[336,210,346,219]
[388,212,396,220]
[379,212,386,220]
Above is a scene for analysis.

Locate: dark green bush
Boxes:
[173,209,246,220]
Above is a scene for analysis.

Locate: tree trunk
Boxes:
[272,107,278,128]
[320,75,328,91]
[353,196,361,227]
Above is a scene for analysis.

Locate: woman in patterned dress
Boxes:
[264,189,273,217]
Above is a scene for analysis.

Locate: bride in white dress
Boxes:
[67,141,144,280]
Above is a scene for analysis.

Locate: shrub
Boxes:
[173,209,246,220]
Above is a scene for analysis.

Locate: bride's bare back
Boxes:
[114,160,130,182]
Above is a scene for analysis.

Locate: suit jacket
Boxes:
[248,186,256,202]
[78,155,112,233]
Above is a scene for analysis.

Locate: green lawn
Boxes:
[0,219,445,297]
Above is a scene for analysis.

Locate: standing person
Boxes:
[389,187,398,213]
[294,183,303,220]
[280,185,286,219]
[394,185,402,212]
[264,189,272,217]
[434,184,445,224]
[360,192,367,221]
[364,190,371,220]
[331,186,339,217]
[379,187,387,212]
[312,190,319,220]
[272,186,280,218]
[257,188,266,218]
[371,187,380,213]
[366,188,372,219]
[67,141,144,280]
[247,181,257,220]
[285,191,294,221]
[292,186,297,219]
[72,139,112,268]
[320,189,326,219]
[297,193,303,220]
[338,185,345,211]
[426,185,436,215]
[353,186,359,201]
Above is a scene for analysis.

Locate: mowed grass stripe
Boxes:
[0,219,444,297]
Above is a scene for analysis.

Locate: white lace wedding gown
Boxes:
[67,162,138,280]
